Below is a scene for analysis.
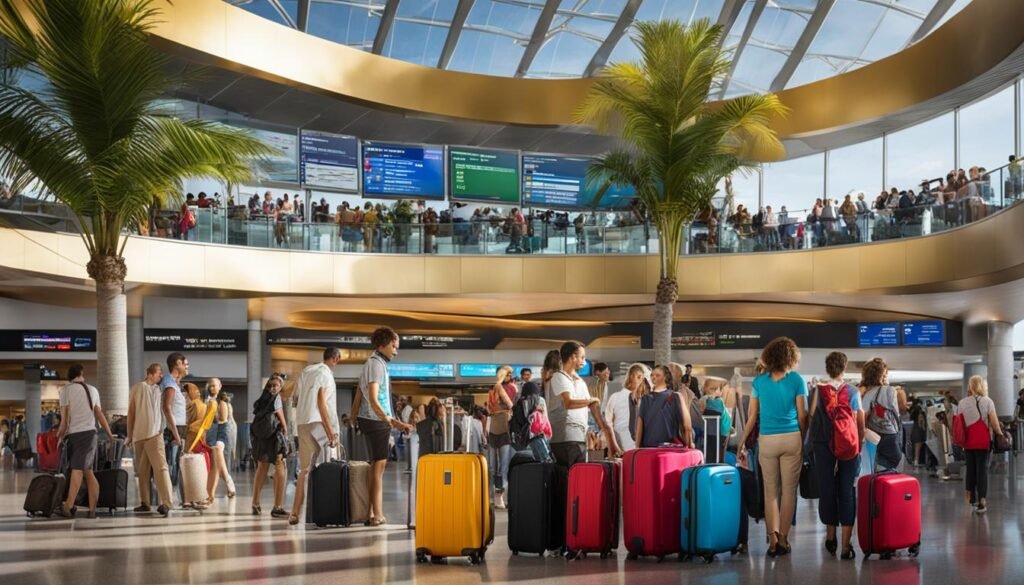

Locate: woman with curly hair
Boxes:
[736,337,808,557]
[861,358,908,471]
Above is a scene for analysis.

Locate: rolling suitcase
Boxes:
[566,461,619,558]
[180,453,209,505]
[622,446,704,561]
[507,460,566,556]
[348,460,371,525]
[415,453,493,564]
[857,472,921,559]
[680,464,742,562]
[308,460,351,527]
[24,473,66,517]
[95,468,129,514]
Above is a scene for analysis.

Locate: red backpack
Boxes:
[818,383,860,461]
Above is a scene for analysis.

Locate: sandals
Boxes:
[368,517,388,527]
[252,504,262,516]
[288,514,300,526]
[841,547,856,560]
[767,532,780,558]
[825,538,838,557]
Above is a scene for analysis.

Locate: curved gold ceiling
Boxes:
[148,0,1022,137]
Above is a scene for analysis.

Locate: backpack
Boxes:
[816,383,860,461]
[952,397,990,450]
[703,397,732,437]
[866,386,899,435]
[251,409,277,440]
[510,394,540,450]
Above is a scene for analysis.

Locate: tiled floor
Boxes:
[0,457,1021,585]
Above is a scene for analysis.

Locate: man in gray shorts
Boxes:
[288,347,341,525]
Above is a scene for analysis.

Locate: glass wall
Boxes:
[763,153,824,213]
[827,138,883,202]
[959,85,1015,173]
[885,111,954,191]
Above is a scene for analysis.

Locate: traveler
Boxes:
[547,341,622,469]
[736,337,809,557]
[669,362,701,445]
[635,365,693,448]
[487,365,515,510]
[289,347,343,525]
[203,378,236,501]
[587,362,612,407]
[127,363,173,517]
[184,383,207,451]
[909,397,928,466]
[603,363,651,451]
[416,398,445,457]
[251,375,289,518]
[161,352,188,499]
[1015,388,1024,420]
[960,376,1002,514]
[351,328,413,526]
[514,365,553,462]
[680,363,701,397]
[219,392,237,471]
[463,406,486,455]
[809,352,864,560]
[861,358,908,471]
[56,364,114,518]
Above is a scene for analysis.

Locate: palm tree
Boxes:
[0,0,270,413]
[576,19,787,365]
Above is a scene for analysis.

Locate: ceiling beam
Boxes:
[438,0,477,69]
[908,0,956,46]
[582,0,643,77]
[514,0,561,78]
[296,0,311,32]
[371,0,401,55]
[266,0,297,28]
[716,0,745,35]
[717,0,768,99]
[769,0,835,92]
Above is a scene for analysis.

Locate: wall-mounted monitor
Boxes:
[522,153,635,209]
[388,363,456,379]
[362,142,445,200]
[299,130,359,191]
[448,147,520,205]
[20,332,96,352]
[237,126,298,183]
[902,321,945,346]
[857,323,900,347]
[458,364,538,378]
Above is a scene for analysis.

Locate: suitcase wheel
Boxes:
[908,544,920,557]
[702,554,715,564]
[679,553,690,562]
[880,552,894,560]
[415,552,428,564]
[511,551,518,556]
[626,553,638,561]
[599,551,611,559]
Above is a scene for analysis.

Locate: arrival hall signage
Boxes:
[265,328,498,350]
[144,329,248,351]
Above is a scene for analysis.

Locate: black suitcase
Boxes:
[738,465,764,521]
[25,473,66,517]
[95,468,129,514]
[307,460,350,527]
[96,438,125,470]
[507,461,567,556]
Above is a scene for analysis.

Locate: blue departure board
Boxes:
[362,142,444,199]
[458,364,537,378]
[522,153,634,209]
[902,321,945,346]
[857,323,900,347]
[299,130,359,191]
[387,363,455,379]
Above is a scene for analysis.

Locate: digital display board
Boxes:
[522,153,635,209]
[243,127,298,183]
[144,329,248,352]
[858,323,900,347]
[362,142,444,199]
[20,332,95,352]
[902,321,945,346]
[388,363,455,379]
[458,364,539,378]
[449,147,520,205]
[299,130,359,191]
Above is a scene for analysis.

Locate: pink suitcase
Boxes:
[857,472,921,559]
[566,461,620,558]
[622,447,704,561]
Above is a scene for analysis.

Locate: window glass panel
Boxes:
[528,29,608,78]
[860,9,918,62]
[383,21,450,66]
[726,45,787,97]
[959,85,1015,174]
[235,0,291,26]
[763,153,824,214]
[448,30,526,76]
[827,138,883,202]
[608,0,724,64]
[397,0,459,21]
[722,168,761,212]
[464,0,543,37]
[886,112,954,191]
[307,0,382,50]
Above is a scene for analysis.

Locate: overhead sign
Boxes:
[0,331,97,352]
[299,130,359,191]
[144,329,248,352]
[858,323,900,347]
[388,363,455,379]
[458,364,539,378]
[902,321,945,346]
[265,328,498,350]
[362,142,445,199]
[449,147,520,205]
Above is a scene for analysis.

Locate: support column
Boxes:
[23,365,41,455]
[246,320,262,423]
[127,317,144,386]
[986,321,1015,416]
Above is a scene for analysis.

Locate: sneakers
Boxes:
[133,504,152,514]
[494,490,506,510]
[157,505,170,518]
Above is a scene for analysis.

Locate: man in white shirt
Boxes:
[56,364,114,518]
[547,341,622,469]
[127,363,173,517]
[288,347,341,525]
[160,352,188,498]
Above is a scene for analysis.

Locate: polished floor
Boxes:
[1,456,1021,585]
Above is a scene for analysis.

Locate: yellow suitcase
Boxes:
[414,453,494,564]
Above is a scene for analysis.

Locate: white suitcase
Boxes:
[348,461,371,525]
[181,453,209,504]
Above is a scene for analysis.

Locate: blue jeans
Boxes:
[491,443,513,492]
[812,442,859,527]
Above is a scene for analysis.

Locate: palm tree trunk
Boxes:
[654,278,678,365]
[88,255,129,415]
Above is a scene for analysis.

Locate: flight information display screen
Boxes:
[522,153,634,208]
[902,321,945,346]
[387,363,456,379]
[299,130,359,191]
[362,142,444,199]
[449,147,520,205]
[857,323,900,347]
[458,364,538,378]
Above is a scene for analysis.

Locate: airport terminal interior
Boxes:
[2,0,1024,583]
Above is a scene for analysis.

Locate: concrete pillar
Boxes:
[127,317,144,386]
[962,362,987,397]
[246,320,262,423]
[986,321,1015,416]
[23,365,41,454]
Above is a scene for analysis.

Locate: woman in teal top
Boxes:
[737,337,808,557]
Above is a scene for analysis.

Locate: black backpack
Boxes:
[509,394,540,450]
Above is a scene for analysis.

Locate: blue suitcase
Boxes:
[680,464,742,562]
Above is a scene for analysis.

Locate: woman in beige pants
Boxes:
[737,337,808,557]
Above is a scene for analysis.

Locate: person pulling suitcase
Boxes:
[55,364,115,519]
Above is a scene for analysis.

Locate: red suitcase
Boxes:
[566,461,620,558]
[857,472,921,559]
[623,447,704,561]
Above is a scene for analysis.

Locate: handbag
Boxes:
[799,454,818,499]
